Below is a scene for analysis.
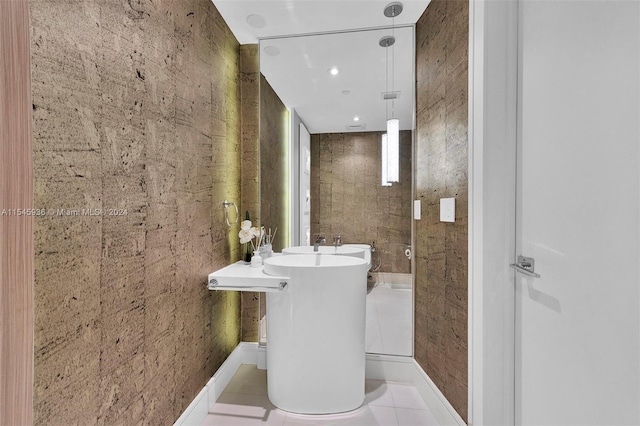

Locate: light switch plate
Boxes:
[414,200,421,220]
[440,198,455,222]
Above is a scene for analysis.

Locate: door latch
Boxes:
[510,255,541,278]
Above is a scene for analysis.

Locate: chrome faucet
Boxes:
[313,236,326,252]
[332,235,342,247]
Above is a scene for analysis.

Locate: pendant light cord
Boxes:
[385,36,389,122]
[391,10,395,120]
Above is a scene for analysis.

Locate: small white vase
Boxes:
[250,253,263,268]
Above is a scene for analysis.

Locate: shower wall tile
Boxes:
[31,0,243,424]
[310,131,412,274]
[414,0,469,422]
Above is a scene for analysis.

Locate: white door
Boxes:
[515,1,640,424]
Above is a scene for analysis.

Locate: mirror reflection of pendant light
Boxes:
[379,35,398,185]
[380,2,403,185]
[386,118,399,182]
[381,133,392,186]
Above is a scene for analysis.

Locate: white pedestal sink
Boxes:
[263,254,369,414]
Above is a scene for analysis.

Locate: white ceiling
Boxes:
[212,1,430,134]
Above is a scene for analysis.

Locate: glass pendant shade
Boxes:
[381,133,391,186]
[386,118,399,182]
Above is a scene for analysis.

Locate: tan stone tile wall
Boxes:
[239,45,260,342]
[310,131,412,274]
[237,66,288,343]
[414,0,469,422]
[240,45,260,228]
[30,0,242,423]
[259,75,289,252]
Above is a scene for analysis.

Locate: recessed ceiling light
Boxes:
[353,116,360,121]
[263,45,280,57]
[328,67,339,76]
[246,14,266,29]
[346,123,366,131]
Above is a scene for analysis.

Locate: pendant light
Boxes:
[381,133,392,186]
[380,2,403,185]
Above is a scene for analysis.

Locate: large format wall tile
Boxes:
[414,0,469,422]
[30,1,242,424]
[239,45,260,342]
[310,131,412,274]
[260,75,289,252]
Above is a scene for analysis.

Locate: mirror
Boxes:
[259,27,414,357]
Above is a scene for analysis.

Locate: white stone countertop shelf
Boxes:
[207,260,290,292]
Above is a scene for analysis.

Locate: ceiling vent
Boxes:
[381,91,401,100]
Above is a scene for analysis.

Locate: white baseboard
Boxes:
[365,354,466,425]
[410,359,467,426]
[173,386,208,426]
[175,343,465,426]
[370,272,412,286]
[365,353,416,382]
[174,342,259,426]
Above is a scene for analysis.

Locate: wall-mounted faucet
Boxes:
[332,235,342,247]
[313,236,326,252]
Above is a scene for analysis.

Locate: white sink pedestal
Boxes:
[207,254,368,414]
[263,254,368,414]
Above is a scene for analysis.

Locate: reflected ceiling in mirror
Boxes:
[214,1,428,44]
[260,26,414,134]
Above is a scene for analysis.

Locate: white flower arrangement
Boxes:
[239,219,265,251]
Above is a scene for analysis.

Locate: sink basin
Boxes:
[282,245,365,259]
[283,245,371,268]
[342,244,372,268]
[263,254,368,414]
[265,251,366,269]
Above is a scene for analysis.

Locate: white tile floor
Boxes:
[202,365,439,426]
[366,283,413,356]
